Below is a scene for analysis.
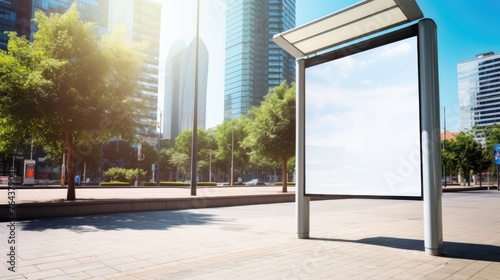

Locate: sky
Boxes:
[305,37,422,196]
[159,0,500,132]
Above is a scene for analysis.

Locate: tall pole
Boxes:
[190,0,200,196]
[419,19,443,256]
[209,149,212,182]
[61,153,66,186]
[443,106,446,188]
[230,121,234,185]
[157,109,162,186]
[296,58,309,239]
[30,137,33,160]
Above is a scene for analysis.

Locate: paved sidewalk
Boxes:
[1,190,499,279]
[0,185,294,204]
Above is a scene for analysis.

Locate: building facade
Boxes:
[109,0,161,142]
[31,0,109,37]
[161,38,209,140]
[0,0,32,50]
[459,52,500,130]
[224,0,295,119]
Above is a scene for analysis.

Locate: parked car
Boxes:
[245,179,265,186]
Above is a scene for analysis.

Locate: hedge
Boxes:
[274,182,296,185]
[100,182,131,186]
[143,181,218,187]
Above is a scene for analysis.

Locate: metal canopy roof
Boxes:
[273,0,423,58]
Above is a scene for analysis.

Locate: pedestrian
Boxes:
[75,174,81,186]
[86,177,90,184]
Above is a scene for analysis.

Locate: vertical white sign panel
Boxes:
[305,37,421,197]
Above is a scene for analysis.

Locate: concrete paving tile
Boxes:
[86,266,120,277]
[75,254,115,264]
[18,254,73,266]
[109,260,154,272]
[1,191,500,279]
[0,275,30,280]
[14,264,40,274]
[34,259,82,271]
[62,262,108,274]
[45,271,93,280]
[21,268,66,280]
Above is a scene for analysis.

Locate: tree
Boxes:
[214,118,250,183]
[441,139,458,183]
[0,4,144,200]
[243,81,295,192]
[447,132,485,186]
[168,128,214,181]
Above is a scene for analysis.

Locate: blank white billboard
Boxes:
[305,36,422,197]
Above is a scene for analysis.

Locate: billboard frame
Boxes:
[295,19,442,255]
[303,23,422,200]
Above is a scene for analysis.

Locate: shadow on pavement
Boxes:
[310,236,500,262]
[20,210,229,232]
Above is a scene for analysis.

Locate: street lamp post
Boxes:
[442,106,446,188]
[190,0,200,196]
[209,149,212,182]
[157,108,162,186]
[231,121,234,185]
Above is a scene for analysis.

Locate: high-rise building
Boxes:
[31,0,109,37]
[30,0,159,140]
[458,52,500,130]
[0,0,32,50]
[161,38,209,140]
[109,0,161,142]
[224,0,295,119]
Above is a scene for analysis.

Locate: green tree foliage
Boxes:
[104,167,146,185]
[214,118,250,183]
[447,131,486,186]
[0,4,144,200]
[243,81,295,192]
[136,141,156,181]
[168,128,215,181]
[441,139,458,182]
[484,123,500,162]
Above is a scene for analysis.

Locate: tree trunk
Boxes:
[65,128,76,201]
[281,157,288,193]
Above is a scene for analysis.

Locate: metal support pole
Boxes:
[83,161,86,185]
[190,0,200,196]
[157,110,162,186]
[419,19,443,256]
[443,106,446,188]
[61,153,66,186]
[495,165,500,191]
[230,122,234,185]
[296,58,310,239]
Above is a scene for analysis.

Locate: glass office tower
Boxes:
[31,0,109,37]
[458,52,500,130]
[109,0,161,141]
[224,0,295,119]
[31,0,161,142]
[0,0,32,50]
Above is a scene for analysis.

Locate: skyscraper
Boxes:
[0,0,32,50]
[161,38,209,140]
[458,52,500,130]
[31,0,109,38]
[224,0,295,119]
[29,0,160,141]
[109,0,161,141]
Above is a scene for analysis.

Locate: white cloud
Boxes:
[378,41,412,59]
[334,56,355,77]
